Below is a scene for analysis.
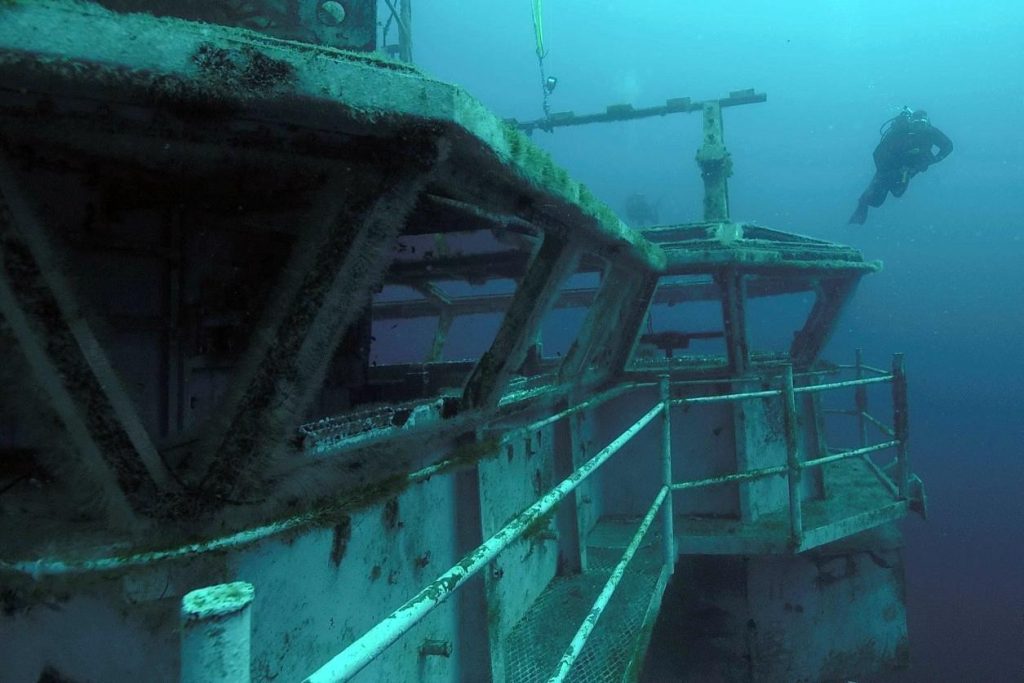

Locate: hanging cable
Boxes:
[532,0,556,127]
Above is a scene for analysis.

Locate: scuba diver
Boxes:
[624,193,660,227]
[849,108,953,225]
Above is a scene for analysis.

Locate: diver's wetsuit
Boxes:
[849,117,953,224]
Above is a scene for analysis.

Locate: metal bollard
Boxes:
[180,581,255,683]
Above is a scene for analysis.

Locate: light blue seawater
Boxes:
[414,2,1024,680]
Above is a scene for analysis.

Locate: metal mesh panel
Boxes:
[504,537,665,683]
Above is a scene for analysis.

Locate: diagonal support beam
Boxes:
[415,283,453,364]
[462,235,580,410]
[0,157,174,522]
[790,277,860,368]
[602,273,659,374]
[196,143,444,500]
[559,265,645,384]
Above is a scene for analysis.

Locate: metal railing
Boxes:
[301,352,911,682]
[303,386,673,683]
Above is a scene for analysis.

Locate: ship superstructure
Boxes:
[0,3,924,682]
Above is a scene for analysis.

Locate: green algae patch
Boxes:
[520,507,556,543]
[425,433,503,480]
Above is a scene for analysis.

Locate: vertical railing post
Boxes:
[892,353,911,498]
[854,348,868,448]
[659,375,675,572]
[180,582,255,683]
[781,364,803,550]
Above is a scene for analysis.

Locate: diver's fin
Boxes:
[848,202,868,225]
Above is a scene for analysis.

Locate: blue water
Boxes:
[414,2,1024,679]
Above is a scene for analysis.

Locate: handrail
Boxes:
[302,402,665,683]
[671,464,788,491]
[793,375,891,394]
[835,362,890,376]
[547,486,668,683]
[800,441,899,470]
[668,374,891,408]
[861,410,896,438]
[305,353,910,681]
[672,388,780,405]
[499,381,654,440]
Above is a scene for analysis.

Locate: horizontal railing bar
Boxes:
[793,375,891,394]
[671,464,788,491]
[665,368,834,389]
[0,512,313,578]
[835,363,890,376]
[364,384,656,485]
[671,388,781,406]
[303,402,665,683]
[801,441,899,469]
[500,382,653,439]
[861,411,896,438]
[547,486,668,683]
[823,408,859,415]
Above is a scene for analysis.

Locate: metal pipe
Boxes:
[659,376,675,572]
[302,402,665,683]
[892,353,911,497]
[180,582,255,683]
[671,464,788,491]
[800,441,898,469]
[665,368,834,390]
[835,363,890,376]
[2,511,319,578]
[793,375,891,394]
[781,365,803,548]
[671,388,780,407]
[855,349,868,448]
[547,486,668,683]
[669,373,889,407]
[861,411,896,438]
[502,382,651,439]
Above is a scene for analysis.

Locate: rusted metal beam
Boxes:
[0,157,174,522]
[373,275,814,320]
[789,277,860,368]
[462,236,579,409]
[603,273,660,374]
[194,143,443,502]
[512,89,766,134]
[717,268,749,376]
[386,250,529,285]
[782,365,804,548]
[385,249,606,287]
[404,193,540,237]
[558,265,643,383]
[892,353,911,499]
[696,101,731,221]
